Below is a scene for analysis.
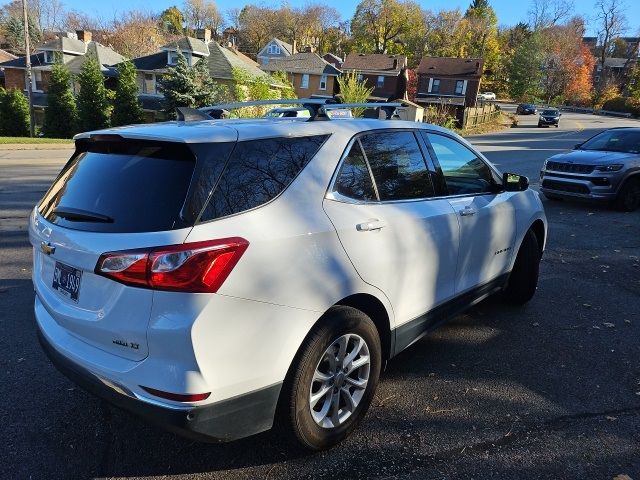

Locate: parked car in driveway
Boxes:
[540,127,640,211]
[30,100,547,451]
[516,103,537,115]
[538,108,561,127]
[478,92,496,101]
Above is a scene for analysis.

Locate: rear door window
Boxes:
[38,140,198,233]
[199,135,328,221]
[332,141,377,201]
[359,131,433,201]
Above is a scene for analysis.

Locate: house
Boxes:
[0,48,17,88]
[256,38,293,65]
[341,53,408,101]
[415,57,484,107]
[594,57,637,89]
[260,52,341,98]
[0,31,124,125]
[323,53,343,70]
[131,30,275,121]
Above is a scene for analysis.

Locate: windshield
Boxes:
[579,130,640,153]
[542,110,558,116]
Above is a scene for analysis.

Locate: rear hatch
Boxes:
[30,135,235,360]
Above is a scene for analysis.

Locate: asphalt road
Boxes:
[1,111,639,479]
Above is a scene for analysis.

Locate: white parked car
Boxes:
[478,92,497,101]
[31,102,546,450]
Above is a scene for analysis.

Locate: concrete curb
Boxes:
[0,143,74,151]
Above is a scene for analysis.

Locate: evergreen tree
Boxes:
[76,58,111,131]
[44,62,77,138]
[112,61,144,126]
[628,64,640,100]
[158,50,221,118]
[468,0,490,9]
[0,88,30,137]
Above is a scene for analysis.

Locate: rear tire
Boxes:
[502,230,540,305]
[280,306,382,451]
[615,177,640,212]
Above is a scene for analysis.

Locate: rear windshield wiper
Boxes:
[53,207,114,223]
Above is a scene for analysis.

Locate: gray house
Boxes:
[257,38,293,65]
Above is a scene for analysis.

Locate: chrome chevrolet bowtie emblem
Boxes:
[40,241,56,255]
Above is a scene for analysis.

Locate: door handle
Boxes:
[459,207,476,217]
[356,219,386,231]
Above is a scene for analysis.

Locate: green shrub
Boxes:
[0,88,30,136]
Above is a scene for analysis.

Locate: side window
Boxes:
[425,133,495,195]
[360,131,433,201]
[199,135,328,221]
[333,141,376,201]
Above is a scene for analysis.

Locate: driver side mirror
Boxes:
[503,172,529,192]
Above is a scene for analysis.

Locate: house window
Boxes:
[168,50,191,66]
[357,73,363,82]
[142,73,156,95]
[26,70,44,92]
[432,79,441,94]
[268,44,281,55]
[377,75,384,88]
[43,51,55,64]
[455,80,464,95]
[319,74,327,90]
[301,74,309,89]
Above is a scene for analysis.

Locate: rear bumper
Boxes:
[37,325,282,443]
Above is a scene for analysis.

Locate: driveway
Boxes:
[1,113,639,479]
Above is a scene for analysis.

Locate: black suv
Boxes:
[538,109,561,128]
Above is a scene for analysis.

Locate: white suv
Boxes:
[30,102,546,450]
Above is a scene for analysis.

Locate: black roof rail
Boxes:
[198,98,407,121]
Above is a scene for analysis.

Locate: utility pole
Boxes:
[22,0,35,137]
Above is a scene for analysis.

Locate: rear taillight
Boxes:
[95,238,248,293]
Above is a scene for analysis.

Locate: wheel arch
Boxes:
[529,219,546,257]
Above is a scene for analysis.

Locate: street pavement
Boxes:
[1,112,639,479]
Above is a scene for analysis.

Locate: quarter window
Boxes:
[200,135,328,221]
[425,133,495,195]
[360,132,433,201]
[333,141,376,201]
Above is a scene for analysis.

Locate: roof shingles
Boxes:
[261,52,341,76]
[416,57,484,77]
[342,53,407,74]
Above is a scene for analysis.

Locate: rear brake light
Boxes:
[95,238,248,293]
[140,386,211,402]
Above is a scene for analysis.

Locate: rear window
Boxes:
[38,140,198,233]
[199,135,328,221]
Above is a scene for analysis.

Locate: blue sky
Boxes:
[58,0,640,36]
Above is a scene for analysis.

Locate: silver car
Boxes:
[540,128,640,211]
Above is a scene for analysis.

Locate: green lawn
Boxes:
[0,136,73,144]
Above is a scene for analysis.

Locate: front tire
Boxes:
[502,229,541,305]
[281,306,382,450]
[615,177,640,212]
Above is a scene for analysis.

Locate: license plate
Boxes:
[52,261,82,302]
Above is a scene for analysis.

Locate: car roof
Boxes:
[75,118,455,144]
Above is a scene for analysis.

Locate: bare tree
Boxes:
[595,0,627,78]
[183,0,223,38]
[528,0,574,30]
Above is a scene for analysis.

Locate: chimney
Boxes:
[76,30,92,43]
[292,39,297,54]
[195,28,212,43]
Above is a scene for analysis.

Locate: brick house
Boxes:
[256,38,294,65]
[131,31,274,121]
[0,31,124,124]
[341,53,408,100]
[261,52,341,98]
[415,57,484,107]
[0,48,17,87]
